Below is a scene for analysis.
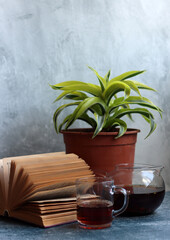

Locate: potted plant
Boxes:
[50,66,162,176]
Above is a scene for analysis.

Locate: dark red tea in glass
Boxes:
[76,177,128,229]
[77,199,113,228]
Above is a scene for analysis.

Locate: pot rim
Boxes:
[61,128,140,136]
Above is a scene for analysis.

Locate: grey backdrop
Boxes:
[0,0,170,190]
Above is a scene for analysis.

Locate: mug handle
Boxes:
[112,186,129,217]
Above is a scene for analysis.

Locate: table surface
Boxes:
[0,192,170,240]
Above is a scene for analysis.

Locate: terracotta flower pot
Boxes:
[61,128,140,183]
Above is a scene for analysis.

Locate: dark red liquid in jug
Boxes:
[114,185,165,215]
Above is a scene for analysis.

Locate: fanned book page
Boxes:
[0,152,94,227]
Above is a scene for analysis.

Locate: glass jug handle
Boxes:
[112,186,129,217]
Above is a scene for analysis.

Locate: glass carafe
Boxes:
[112,163,165,215]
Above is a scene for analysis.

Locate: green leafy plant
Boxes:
[50,66,162,138]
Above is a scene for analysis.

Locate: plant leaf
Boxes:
[120,103,134,121]
[128,80,157,91]
[109,96,162,117]
[49,81,86,90]
[65,97,107,130]
[61,84,102,97]
[53,102,81,133]
[88,66,106,91]
[104,81,131,104]
[109,70,145,84]
[92,114,106,138]
[64,91,88,100]
[112,107,154,119]
[104,70,111,85]
[105,118,127,139]
[110,107,156,138]
[90,105,104,116]
[50,81,102,96]
[53,91,73,102]
[58,114,72,132]
[142,115,157,138]
[50,81,88,88]
[123,80,141,96]
[78,113,97,128]
[59,112,97,132]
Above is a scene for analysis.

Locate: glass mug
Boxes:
[76,176,128,229]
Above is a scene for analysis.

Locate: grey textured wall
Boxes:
[0,0,170,190]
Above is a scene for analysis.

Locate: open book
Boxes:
[0,152,94,227]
